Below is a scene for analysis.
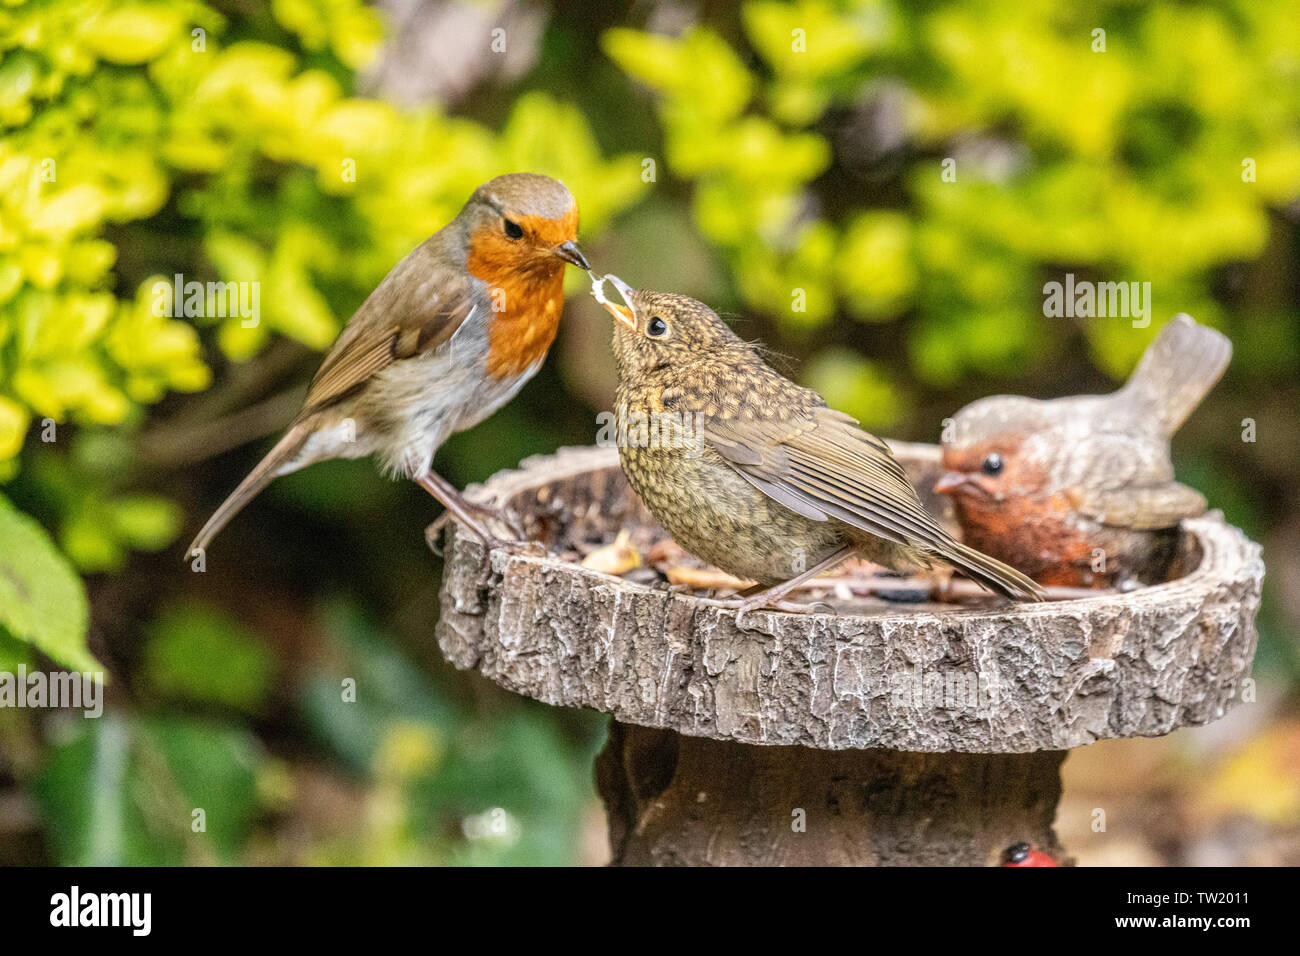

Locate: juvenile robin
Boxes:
[187,173,589,558]
[936,314,1231,588]
[591,275,1043,613]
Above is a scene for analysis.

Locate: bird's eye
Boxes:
[982,453,1004,476]
[503,219,524,240]
[647,316,668,337]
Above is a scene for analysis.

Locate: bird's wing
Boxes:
[698,375,1041,601]
[1067,482,1207,530]
[1054,432,1200,529]
[704,403,953,549]
[298,246,476,418]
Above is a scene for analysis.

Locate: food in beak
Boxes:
[591,273,636,328]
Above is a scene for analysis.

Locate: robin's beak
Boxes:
[934,472,969,496]
[591,273,637,329]
[553,240,589,270]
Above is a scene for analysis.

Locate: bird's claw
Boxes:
[490,537,548,557]
[455,526,546,557]
[425,513,451,555]
[694,593,836,627]
[426,513,540,559]
[732,601,836,632]
[426,502,527,549]
[462,499,526,539]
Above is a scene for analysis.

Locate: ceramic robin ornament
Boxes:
[937,314,1231,588]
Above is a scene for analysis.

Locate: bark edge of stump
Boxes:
[434,444,1264,755]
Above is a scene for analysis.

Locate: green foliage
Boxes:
[33,712,267,865]
[142,603,276,713]
[0,492,95,672]
[29,598,599,866]
[605,0,1300,394]
[298,602,455,776]
[298,601,599,867]
[802,347,902,429]
[21,430,181,573]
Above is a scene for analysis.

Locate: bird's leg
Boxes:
[416,473,541,555]
[697,546,856,616]
[425,508,516,553]
[420,471,526,537]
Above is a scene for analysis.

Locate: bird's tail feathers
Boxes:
[185,424,311,560]
[940,541,1045,602]
[1118,313,1231,435]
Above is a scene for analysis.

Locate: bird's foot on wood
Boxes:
[426,506,531,555]
[425,514,452,556]
[455,499,527,539]
[735,598,836,632]
[694,592,836,630]
[490,537,548,557]
[697,594,835,614]
[416,472,529,550]
[452,523,547,558]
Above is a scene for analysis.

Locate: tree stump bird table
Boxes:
[433,445,1264,866]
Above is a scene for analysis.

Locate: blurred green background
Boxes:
[2,0,1297,865]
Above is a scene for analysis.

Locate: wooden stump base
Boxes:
[597,722,1066,866]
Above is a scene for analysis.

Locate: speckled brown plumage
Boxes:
[600,285,1042,601]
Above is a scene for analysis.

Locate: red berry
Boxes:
[1001,842,1059,866]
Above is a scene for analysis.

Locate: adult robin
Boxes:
[591,275,1043,614]
[936,314,1231,588]
[186,172,589,558]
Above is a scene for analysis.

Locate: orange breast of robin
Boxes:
[467,211,576,381]
[955,491,1096,585]
[481,275,565,380]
